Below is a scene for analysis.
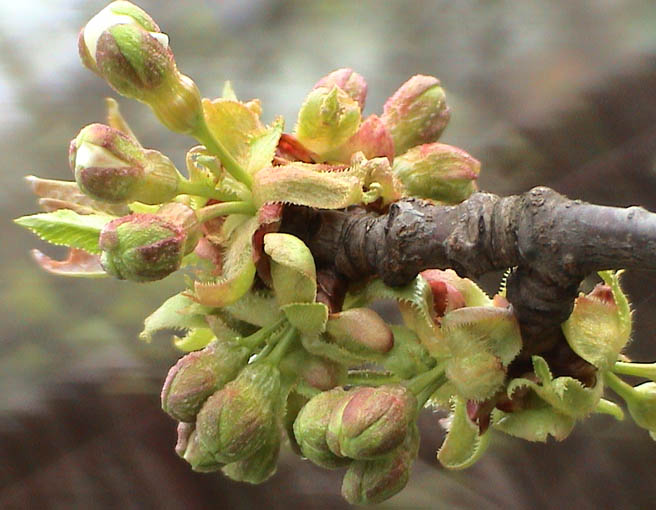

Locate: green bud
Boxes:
[327,385,417,460]
[99,204,199,281]
[341,423,420,505]
[179,427,224,472]
[294,86,361,158]
[222,427,281,484]
[195,363,281,464]
[70,123,180,204]
[326,308,394,355]
[381,75,450,155]
[80,2,203,134]
[161,338,251,422]
[284,391,309,455]
[605,373,656,432]
[392,143,480,203]
[313,68,368,110]
[293,387,351,469]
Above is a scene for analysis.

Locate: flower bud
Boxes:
[295,86,361,158]
[392,143,479,204]
[420,269,467,317]
[179,426,224,472]
[195,363,281,464]
[79,2,202,134]
[222,427,281,484]
[327,385,417,460]
[293,387,351,469]
[99,207,196,281]
[622,382,656,432]
[325,308,394,355]
[381,75,450,155]
[313,68,368,110]
[69,123,180,204]
[161,338,251,422]
[341,423,419,505]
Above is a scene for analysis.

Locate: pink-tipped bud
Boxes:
[313,68,368,110]
[393,143,480,204]
[381,75,450,155]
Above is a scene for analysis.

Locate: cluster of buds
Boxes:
[15,1,656,506]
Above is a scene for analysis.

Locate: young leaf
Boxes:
[31,248,106,278]
[246,117,284,175]
[252,163,363,209]
[174,327,216,352]
[140,292,211,343]
[15,209,112,254]
[264,233,317,305]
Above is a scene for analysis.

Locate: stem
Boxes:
[404,362,446,396]
[192,119,253,189]
[346,370,401,386]
[603,371,637,402]
[613,361,656,381]
[195,201,256,223]
[240,317,287,351]
[416,373,447,408]
[266,326,298,366]
[595,398,625,421]
[177,178,237,202]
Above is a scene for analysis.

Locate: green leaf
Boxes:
[247,117,284,175]
[506,356,603,419]
[174,327,216,352]
[194,217,258,306]
[264,233,317,305]
[15,209,112,254]
[437,396,491,470]
[492,401,575,442]
[282,302,329,336]
[223,289,283,327]
[252,163,363,209]
[140,292,210,343]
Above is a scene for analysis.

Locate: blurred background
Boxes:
[2,0,656,508]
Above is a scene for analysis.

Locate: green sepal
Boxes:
[562,270,632,370]
[442,306,522,401]
[437,396,491,470]
[15,209,112,255]
[282,302,329,336]
[506,356,603,419]
[222,427,281,484]
[264,233,317,305]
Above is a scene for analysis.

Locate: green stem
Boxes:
[192,119,253,189]
[266,326,298,366]
[613,361,656,381]
[604,371,637,403]
[240,317,287,351]
[346,370,401,387]
[416,373,447,408]
[177,178,237,202]
[404,362,446,396]
[595,398,625,421]
[195,201,256,223]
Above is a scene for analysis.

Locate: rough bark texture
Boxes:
[282,187,656,381]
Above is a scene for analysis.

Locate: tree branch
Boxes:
[282,186,656,381]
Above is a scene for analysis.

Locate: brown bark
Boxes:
[282,187,656,381]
